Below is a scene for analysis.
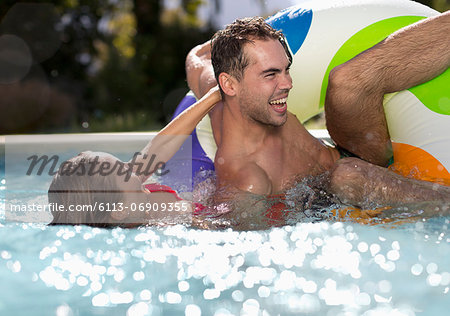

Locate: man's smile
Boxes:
[269,97,288,113]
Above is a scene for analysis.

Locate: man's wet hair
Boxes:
[211,17,292,86]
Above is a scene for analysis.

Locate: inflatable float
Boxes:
[168,0,450,188]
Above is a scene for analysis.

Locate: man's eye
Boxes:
[265,73,275,78]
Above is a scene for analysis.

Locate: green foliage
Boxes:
[0,0,214,134]
[418,0,450,12]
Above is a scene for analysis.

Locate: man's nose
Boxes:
[280,73,293,90]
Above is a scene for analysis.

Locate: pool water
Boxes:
[0,219,448,315]
[1,134,449,315]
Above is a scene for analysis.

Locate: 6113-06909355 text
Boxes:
[9,202,191,213]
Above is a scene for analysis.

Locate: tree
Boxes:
[0,0,214,133]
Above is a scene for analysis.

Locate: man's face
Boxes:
[236,39,293,127]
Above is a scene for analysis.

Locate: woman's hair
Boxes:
[48,152,124,227]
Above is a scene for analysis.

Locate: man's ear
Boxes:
[218,73,237,96]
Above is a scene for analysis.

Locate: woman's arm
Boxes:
[131,86,221,182]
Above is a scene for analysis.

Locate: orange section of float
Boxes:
[390,142,450,186]
[330,207,419,226]
[331,207,390,225]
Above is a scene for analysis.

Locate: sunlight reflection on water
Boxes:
[0,217,448,315]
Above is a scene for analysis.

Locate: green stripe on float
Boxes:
[319,16,425,108]
[409,68,450,115]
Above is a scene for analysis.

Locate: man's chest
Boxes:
[253,141,325,192]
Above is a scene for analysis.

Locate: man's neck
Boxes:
[222,101,283,148]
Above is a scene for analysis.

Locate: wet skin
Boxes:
[214,39,339,196]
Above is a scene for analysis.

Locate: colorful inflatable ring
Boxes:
[175,0,450,185]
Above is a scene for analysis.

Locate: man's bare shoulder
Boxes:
[283,111,316,141]
[286,111,307,129]
[281,110,339,174]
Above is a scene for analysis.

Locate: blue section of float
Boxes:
[171,95,196,118]
[266,7,313,55]
[161,95,215,191]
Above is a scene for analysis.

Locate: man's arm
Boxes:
[185,41,224,145]
[185,41,218,99]
[325,11,450,166]
[329,157,450,208]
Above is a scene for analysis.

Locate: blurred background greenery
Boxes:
[0,0,448,134]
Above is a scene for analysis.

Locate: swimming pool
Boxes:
[1,133,449,315]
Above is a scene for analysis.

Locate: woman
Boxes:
[48,87,221,228]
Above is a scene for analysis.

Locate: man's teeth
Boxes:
[269,98,287,105]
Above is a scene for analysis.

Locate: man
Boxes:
[185,16,450,215]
